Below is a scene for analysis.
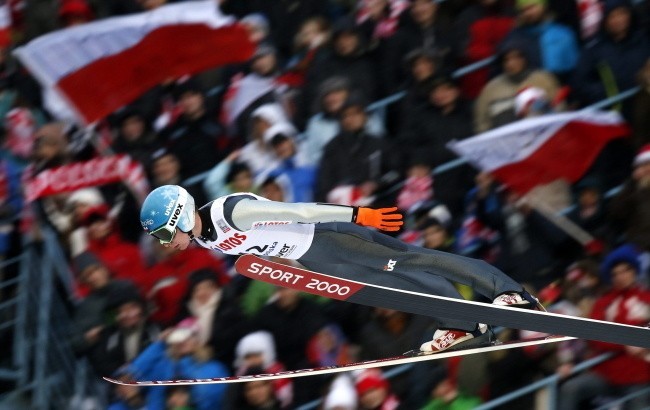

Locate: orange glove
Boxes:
[354,207,403,232]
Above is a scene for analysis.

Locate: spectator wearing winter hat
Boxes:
[474,39,562,132]
[397,75,475,214]
[175,268,249,366]
[58,0,94,27]
[124,317,229,410]
[81,204,149,293]
[322,374,358,410]
[382,0,454,94]
[453,0,516,99]
[558,244,650,410]
[501,0,579,81]
[87,287,160,378]
[232,331,293,408]
[316,93,397,204]
[304,17,378,117]
[257,121,317,202]
[235,103,286,177]
[284,17,331,88]
[609,144,650,251]
[161,78,226,180]
[252,0,328,60]
[571,0,650,119]
[240,13,271,45]
[203,150,256,200]
[397,48,443,129]
[355,368,401,410]
[111,107,159,168]
[303,76,385,165]
[69,251,140,356]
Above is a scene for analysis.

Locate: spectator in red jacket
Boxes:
[146,244,229,326]
[558,244,650,410]
[81,204,149,293]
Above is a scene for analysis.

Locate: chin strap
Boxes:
[188,232,195,242]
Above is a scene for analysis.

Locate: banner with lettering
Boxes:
[24,155,149,203]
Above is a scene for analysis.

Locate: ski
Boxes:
[235,255,650,348]
[104,335,572,386]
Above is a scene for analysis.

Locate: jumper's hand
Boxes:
[354,207,403,232]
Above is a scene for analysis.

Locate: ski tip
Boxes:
[103,377,124,385]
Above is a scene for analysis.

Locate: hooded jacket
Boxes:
[571,0,650,105]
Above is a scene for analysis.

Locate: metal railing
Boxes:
[0,222,106,409]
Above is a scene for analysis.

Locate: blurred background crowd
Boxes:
[1,0,650,409]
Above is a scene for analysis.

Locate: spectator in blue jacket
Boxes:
[571,0,650,115]
[503,0,580,81]
[123,318,229,410]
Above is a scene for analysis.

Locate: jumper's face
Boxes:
[162,228,191,251]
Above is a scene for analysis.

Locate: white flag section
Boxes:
[447,110,630,194]
[13,1,254,125]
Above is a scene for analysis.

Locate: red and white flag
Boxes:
[447,110,630,195]
[13,1,255,125]
[0,3,12,48]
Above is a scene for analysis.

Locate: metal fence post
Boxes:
[13,251,29,387]
[33,251,53,409]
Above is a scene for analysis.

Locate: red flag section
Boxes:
[447,111,630,195]
[13,1,255,125]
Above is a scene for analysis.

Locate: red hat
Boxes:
[634,144,650,167]
[79,204,110,226]
[59,0,93,20]
[355,369,389,396]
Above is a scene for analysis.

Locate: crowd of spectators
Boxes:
[1,0,650,408]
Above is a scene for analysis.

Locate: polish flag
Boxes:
[13,1,255,125]
[447,110,630,195]
[0,3,12,48]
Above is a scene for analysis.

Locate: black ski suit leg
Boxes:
[300,222,523,303]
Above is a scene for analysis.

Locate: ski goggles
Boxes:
[150,225,177,244]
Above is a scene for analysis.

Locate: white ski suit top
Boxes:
[193,192,355,260]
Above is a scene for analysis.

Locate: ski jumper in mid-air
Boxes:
[140,185,542,353]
